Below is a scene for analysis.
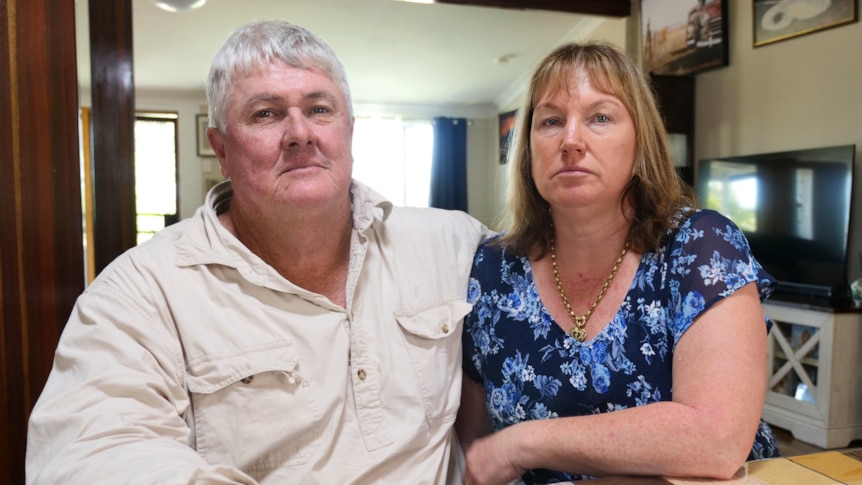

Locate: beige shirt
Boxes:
[27,180,490,484]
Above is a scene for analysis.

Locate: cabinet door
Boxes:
[765,305,831,422]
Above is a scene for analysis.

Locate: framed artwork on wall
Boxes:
[498,110,517,164]
[196,114,216,157]
[753,0,858,47]
[641,0,728,76]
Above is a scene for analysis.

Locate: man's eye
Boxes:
[311,106,331,115]
[255,110,273,118]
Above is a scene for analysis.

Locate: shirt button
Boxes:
[240,376,254,384]
[357,369,367,381]
[441,322,450,333]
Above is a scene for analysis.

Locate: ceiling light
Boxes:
[150,0,207,12]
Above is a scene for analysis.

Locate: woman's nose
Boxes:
[560,123,584,155]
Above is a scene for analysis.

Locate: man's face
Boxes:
[209,62,354,214]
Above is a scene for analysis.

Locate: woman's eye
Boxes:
[543,118,561,127]
[594,114,610,123]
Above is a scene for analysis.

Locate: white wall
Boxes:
[694,8,862,281]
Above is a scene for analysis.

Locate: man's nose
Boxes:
[281,109,312,148]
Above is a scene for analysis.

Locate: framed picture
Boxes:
[196,114,216,157]
[753,0,857,47]
[641,0,728,76]
[498,109,517,164]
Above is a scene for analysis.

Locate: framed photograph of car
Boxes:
[641,0,729,76]
[753,0,857,47]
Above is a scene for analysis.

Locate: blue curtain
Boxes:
[429,117,468,211]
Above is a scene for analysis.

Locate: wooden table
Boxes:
[588,448,862,484]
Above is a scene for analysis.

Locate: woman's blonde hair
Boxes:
[498,41,695,258]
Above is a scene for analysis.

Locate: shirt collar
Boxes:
[176,179,393,274]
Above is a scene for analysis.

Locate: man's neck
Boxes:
[219,199,353,307]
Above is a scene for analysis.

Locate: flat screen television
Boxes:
[695,144,856,308]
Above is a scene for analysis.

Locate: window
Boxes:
[135,112,178,244]
[352,117,433,207]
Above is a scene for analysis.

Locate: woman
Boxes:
[456,42,779,485]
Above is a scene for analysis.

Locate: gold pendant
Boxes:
[568,326,586,342]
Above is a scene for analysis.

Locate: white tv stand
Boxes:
[762,301,862,449]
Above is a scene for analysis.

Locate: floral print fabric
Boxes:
[463,210,780,483]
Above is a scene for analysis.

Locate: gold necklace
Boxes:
[550,239,629,342]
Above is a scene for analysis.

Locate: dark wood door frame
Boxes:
[0,0,136,483]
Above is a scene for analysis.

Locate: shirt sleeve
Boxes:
[25,266,257,485]
[665,210,777,347]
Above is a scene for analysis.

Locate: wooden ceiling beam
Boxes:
[434,0,631,17]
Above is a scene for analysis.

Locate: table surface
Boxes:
[589,448,862,484]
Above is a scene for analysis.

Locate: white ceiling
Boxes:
[76,0,626,113]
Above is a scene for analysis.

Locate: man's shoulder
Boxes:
[387,206,485,232]
[376,207,493,258]
[88,217,206,289]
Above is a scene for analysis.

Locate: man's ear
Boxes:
[207,127,229,178]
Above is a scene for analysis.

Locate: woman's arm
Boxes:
[462,283,768,485]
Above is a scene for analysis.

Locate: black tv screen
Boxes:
[696,145,856,306]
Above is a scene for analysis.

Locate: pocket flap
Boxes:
[186,341,300,394]
[395,299,473,340]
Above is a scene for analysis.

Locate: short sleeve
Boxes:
[462,236,517,387]
[462,243,492,386]
[664,210,777,346]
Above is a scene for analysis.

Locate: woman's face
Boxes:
[530,70,636,213]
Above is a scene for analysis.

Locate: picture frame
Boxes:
[196,114,216,157]
[753,0,857,47]
[641,0,728,76]
[498,109,517,164]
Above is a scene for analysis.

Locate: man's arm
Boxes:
[26,283,255,484]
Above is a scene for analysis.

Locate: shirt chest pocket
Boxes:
[185,341,320,476]
[394,299,473,427]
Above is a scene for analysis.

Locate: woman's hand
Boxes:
[463,426,527,485]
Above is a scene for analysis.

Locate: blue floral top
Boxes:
[463,210,780,484]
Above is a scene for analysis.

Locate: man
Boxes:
[27,20,489,484]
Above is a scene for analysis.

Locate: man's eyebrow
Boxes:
[305,91,339,105]
[240,91,339,109]
[242,93,281,109]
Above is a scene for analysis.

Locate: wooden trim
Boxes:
[81,107,96,284]
[89,0,137,274]
[435,0,630,17]
[0,0,84,482]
